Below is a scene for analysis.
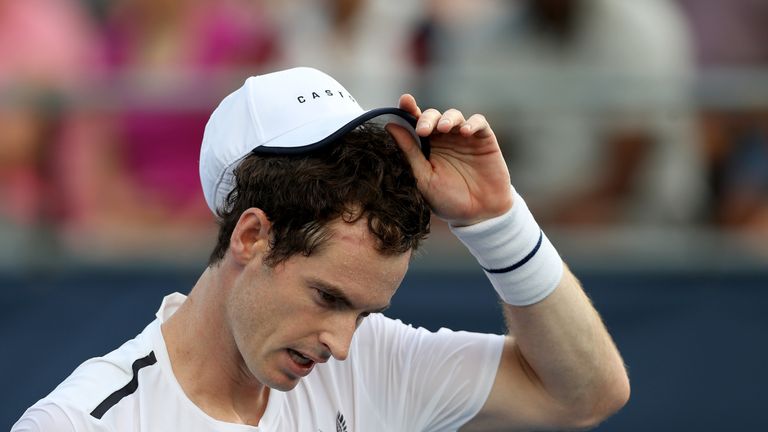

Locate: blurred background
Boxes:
[2,0,766,430]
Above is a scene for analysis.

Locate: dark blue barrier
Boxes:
[2,267,767,430]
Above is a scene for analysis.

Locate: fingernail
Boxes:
[439,119,451,126]
[418,122,430,130]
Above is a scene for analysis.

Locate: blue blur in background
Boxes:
[3,266,767,431]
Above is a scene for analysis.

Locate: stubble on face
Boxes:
[224,217,411,391]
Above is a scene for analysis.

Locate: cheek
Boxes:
[226,270,315,356]
[226,277,275,359]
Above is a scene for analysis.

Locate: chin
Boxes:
[269,380,301,392]
[262,373,302,392]
[252,365,302,392]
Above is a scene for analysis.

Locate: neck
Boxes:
[161,265,270,426]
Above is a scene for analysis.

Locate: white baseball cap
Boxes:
[199,66,429,214]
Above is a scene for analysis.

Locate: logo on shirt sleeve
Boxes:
[336,411,348,432]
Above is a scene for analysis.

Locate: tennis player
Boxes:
[13,67,629,431]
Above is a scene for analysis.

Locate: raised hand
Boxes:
[387,94,513,226]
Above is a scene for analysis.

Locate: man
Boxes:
[13,67,629,431]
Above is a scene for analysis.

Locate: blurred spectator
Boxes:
[422,0,706,227]
[0,0,102,88]
[0,0,104,264]
[676,0,768,232]
[677,0,768,67]
[266,0,425,107]
[104,0,277,73]
[59,0,279,257]
[702,111,768,231]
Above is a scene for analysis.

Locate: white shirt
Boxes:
[13,293,504,431]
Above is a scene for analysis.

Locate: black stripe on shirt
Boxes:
[90,351,157,419]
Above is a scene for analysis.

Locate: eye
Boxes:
[315,289,340,307]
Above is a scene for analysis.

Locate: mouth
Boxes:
[287,348,316,372]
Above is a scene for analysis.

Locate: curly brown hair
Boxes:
[208,124,431,267]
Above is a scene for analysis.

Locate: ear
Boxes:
[228,208,272,266]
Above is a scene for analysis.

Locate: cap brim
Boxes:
[251,107,430,159]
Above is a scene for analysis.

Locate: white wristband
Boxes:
[450,189,563,306]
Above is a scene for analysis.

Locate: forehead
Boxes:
[304,217,411,296]
[326,216,410,265]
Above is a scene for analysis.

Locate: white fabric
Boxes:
[200,67,365,214]
[199,67,424,215]
[451,189,563,305]
[12,293,504,432]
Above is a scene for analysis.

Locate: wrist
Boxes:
[449,188,563,306]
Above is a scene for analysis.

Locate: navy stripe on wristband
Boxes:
[481,230,543,274]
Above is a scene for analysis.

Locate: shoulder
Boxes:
[12,403,76,432]
[15,322,159,431]
[351,313,421,352]
[350,313,505,366]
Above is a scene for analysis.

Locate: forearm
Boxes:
[501,264,628,419]
[451,189,629,427]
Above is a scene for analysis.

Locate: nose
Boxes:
[319,313,358,361]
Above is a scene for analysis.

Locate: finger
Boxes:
[437,108,467,134]
[398,94,422,118]
[416,108,443,136]
[386,123,432,184]
[460,113,493,138]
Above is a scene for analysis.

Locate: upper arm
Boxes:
[12,403,77,432]
[463,336,574,431]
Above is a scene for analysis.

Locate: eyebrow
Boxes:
[308,278,391,314]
